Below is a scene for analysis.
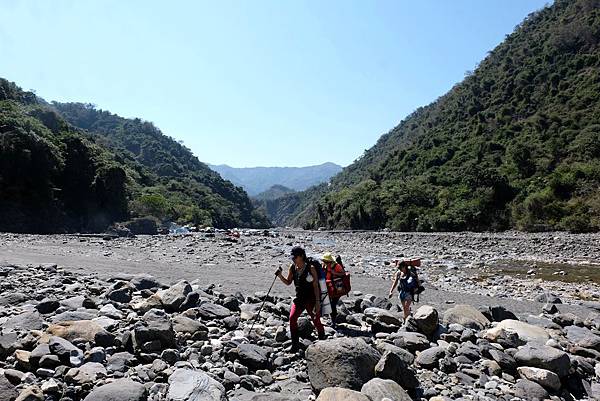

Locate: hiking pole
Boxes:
[248,271,279,335]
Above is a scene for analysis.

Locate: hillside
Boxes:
[290,0,600,233]
[0,80,270,233]
[253,185,296,201]
[209,162,342,196]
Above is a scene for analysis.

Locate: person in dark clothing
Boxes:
[276,246,325,352]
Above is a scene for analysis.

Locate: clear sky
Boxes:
[0,0,549,167]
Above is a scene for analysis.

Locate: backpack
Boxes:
[408,266,425,302]
[326,255,351,298]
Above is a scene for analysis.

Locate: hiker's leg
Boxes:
[289,302,305,346]
[330,297,338,324]
[306,302,325,337]
[402,299,412,320]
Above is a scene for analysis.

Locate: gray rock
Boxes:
[133,309,176,351]
[130,274,161,290]
[374,342,414,365]
[364,308,402,327]
[0,375,18,401]
[197,303,232,320]
[415,346,445,369]
[83,378,147,401]
[106,352,137,373]
[158,281,192,312]
[167,368,225,401]
[442,304,490,331]
[535,292,561,304]
[361,378,412,401]
[172,315,206,334]
[565,325,600,351]
[0,332,20,358]
[514,344,570,377]
[412,305,439,336]
[306,338,381,392]
[513,379,549,401]
[237,344,269,370]
[489,349,517,372]
[390,332,430,353]
[49,336,83,366]
[374,350,419,389]
[35,298,60,314]
[2,311,44,332]
[52,311,97,323]
[517,366,561,392]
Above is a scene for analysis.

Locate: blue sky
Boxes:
[0,0,549,167]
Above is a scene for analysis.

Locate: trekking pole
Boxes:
[249,272,278,335]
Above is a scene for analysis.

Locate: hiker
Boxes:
[322,252,348,328]
[276,246,325,351]
[388,260,420,321]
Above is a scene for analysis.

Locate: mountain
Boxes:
[208,162,342,196]
[253,185,296,201]
[288,0,600,232]
[0,79,270,233]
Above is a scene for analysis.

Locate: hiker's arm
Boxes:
[310,266,320,307]
[388,272,399,298]
[277,266,293,286]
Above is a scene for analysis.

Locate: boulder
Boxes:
[131,294,163,314]
[158,281,192,312]
[47,320,114,347]
[306,338,381,392]
[412,305,439,336]
[35,298,60,314]
[167,368,226,401]
[361,378,412,401]
[0,375,18,401]
[514,344,571,378]
[514,379,549,401]
[172,315,206,334]
[65,362,107,385]
[48,336,83,366]
[15,386,43,401]
[565,325,600,351]
[237,344,269,370]
[133,309,176,351]
[484,319,550,345]
[197,303,232,320]
[0,332,20,358]
[316,387,370,401]
[83,378,147,401]
[130,274,162,290]
[415,346,445,369]
[2,311,44,332]
[374,342,414,365]
[390,332,430,353]
[374,350,419,389]
[517,367,561,392]
[364,308,403,326]
[442,304,489,331]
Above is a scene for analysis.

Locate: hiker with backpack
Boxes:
[388,259,422,321]
[275,246,325,352]
[322,252,350,328]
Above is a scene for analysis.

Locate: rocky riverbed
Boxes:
[0,230,599,400]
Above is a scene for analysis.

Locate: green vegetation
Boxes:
[292,0,600,232]
[0,80,269,233]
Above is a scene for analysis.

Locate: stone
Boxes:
[0,332,20,358]
[514,344,571,377]
[565,325,600,351]
[513,379,549,401]
[484,319,549,344]
[133,309,176,351]
[415,346,446,369]
[412,305,439,336]
[442,304,490,331]
[106,352,137,373]
[48,336,83,366]
[237,344,269,370]
[52,311,97,323]
[15,386,43,401]
[29,343,51,368]
[361,378,412,401]
[517,366,561,391]
[316,387,371,401]
[374,342,414,365]
[389,332,430,353]
[65,362,107,384]
[0,375,18,401]
[131,294,163,314]
[172,315,205,334]
[167,368,226,401]
[158,281,192,312]
[364,308,403,327]
[197,303,232,320]
[2,312,44,332]
[306,338,381,392]
[374,350,419,389]
[130,274,161,290]
[489,349,517,372]
[83,378,147,401]
[35,298,60,314]
[535,292,561,304]
[47,320,114,347]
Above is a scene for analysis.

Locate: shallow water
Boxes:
[485,260,600,284]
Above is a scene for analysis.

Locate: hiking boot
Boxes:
[287,343,300,353]
[318,332,326,340]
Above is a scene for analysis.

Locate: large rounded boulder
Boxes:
[306,338,381,393]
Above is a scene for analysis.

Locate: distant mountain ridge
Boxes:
[209,162,342,196]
